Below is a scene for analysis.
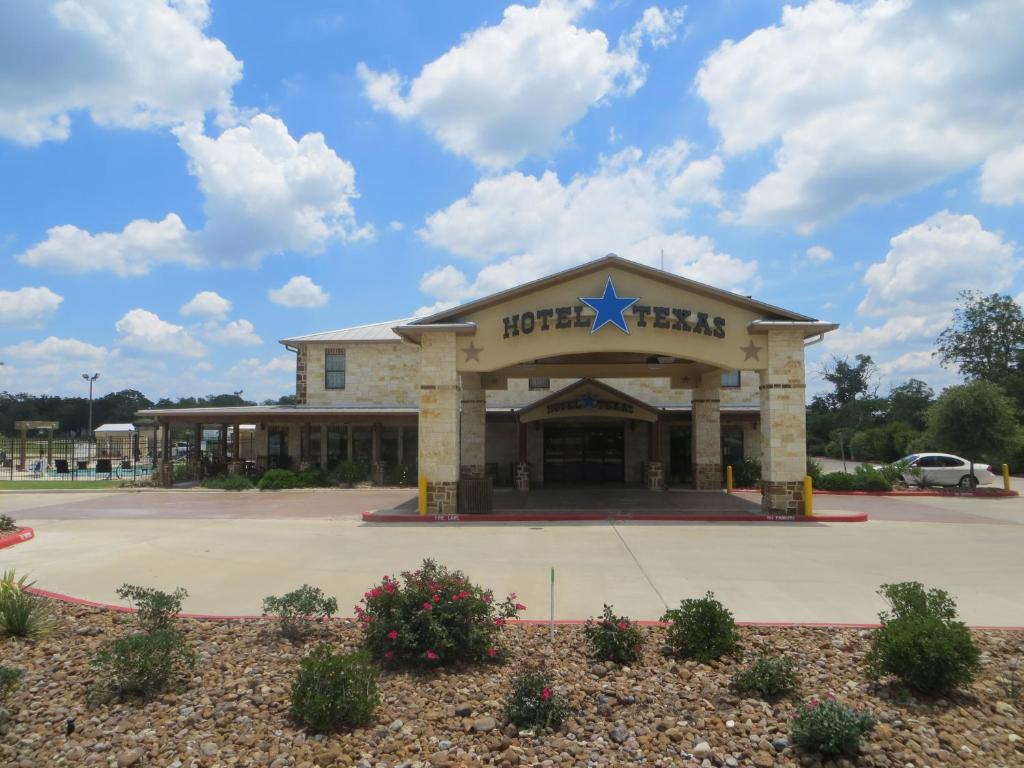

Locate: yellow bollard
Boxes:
[803,475,813,518]
[1003,463,1011,492]
[725,465,733,493]
[418,474,428,516]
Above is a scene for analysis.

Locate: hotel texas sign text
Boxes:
[501,277,726,340]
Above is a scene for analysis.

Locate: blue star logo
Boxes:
[579,277,639,334]
[580,393,598,409]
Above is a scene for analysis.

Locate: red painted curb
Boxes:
[0,527,34,550]
[22,586,1024,631]
[361,510,868,524]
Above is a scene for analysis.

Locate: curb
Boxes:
[360,510,868,524]
[0,527,35,550]
[22,586,1024,630]
[732,488,1019,498]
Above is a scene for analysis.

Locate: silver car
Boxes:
[891,453,997,488]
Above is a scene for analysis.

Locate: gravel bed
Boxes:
[1,602,1021,767]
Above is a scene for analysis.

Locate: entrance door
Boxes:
[543,423,625,484]
[668,426,693,486]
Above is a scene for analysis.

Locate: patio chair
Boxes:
[95,458,113,479]
[55,459,70,475]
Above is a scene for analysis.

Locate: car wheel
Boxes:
[958,474,979,489]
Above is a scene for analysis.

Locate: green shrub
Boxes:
[865,582,980,696]
[296,467,329,487]
[791,696,874,758]
[0,515,17,533]
[583,604,643,664]
[806,458,824,485]
[661,591,738,663]
[0,665,22,701]
[258,468,299,490]
[202,474,253,491]
[817,472,856,491]
[852,464,892,491]
[115,584,188,632]
[263,585,338,640]
[330,461,370,487]
[289,646,378,732]
[505,670,571,732]
[92,629,195,698]
[732,654,797,699]
[730,457,761,487]
[0,588,59,639]
[357,559,524,668]
[172,463,199,483]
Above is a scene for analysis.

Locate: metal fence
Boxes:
[0,435,154,482]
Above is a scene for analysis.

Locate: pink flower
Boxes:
[384,650,394,660]
[370,587,382,598]
[515,603,527,611]
[483,594,493,604]
[387,630,398,640]
[432,594,441,603]
[487,647,498,658]
[425,650,439,661]
[452,594,460,602]
[495,618,506,626]
[422,602,433,611]
[542,687,551,701]
[617,621,628,631]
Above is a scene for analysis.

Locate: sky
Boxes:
[1,0,1023,403]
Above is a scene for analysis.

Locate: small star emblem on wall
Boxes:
[741,340,763,361]
[462,341,483,362]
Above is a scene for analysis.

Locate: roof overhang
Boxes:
[392,322,478,345]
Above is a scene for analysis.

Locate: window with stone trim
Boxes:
[528,377,551,390]
[720,371,741,388]
[325,349,346,389]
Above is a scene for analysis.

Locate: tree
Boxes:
[936,291,1024,380]
[886,379,934,431]
[818,354,879,409]
[926,380,1019,482]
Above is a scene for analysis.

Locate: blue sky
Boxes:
[2,0,1023,401]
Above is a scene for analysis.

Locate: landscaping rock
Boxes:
[472,716,497,733]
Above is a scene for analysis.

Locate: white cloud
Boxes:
[3,336,108,363]
[859,211,1018,318]
[115,308,205,357]
[180,290,232,318]
[268,276,330,308]
[0,0,241,145]
[16,214,199,277]
[695,0,1024,230]
[416,141,749,309]
[358,1,683,168]
[822,211,1018,387]
[388,220,405,232]
[16,114,370,275]
[980,144,1024,206]
[0,286,63,326]
[804,245,833,264]
[210,319,262,346]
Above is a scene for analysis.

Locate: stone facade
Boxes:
[692,373,722,490]
[302,341,419,406]
[759,330,808,514]
[418,333,461,514]
[460,373,486,476]
[762,480,804,517]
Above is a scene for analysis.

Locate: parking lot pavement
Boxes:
[3,489,1022,625]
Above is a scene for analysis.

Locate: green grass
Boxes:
[0,480,127,490]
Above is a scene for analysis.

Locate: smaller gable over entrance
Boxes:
[518,378,659,424]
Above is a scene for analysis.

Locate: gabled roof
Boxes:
[410,254,816,326]
[279,318,414,345]
[517,377,660,423]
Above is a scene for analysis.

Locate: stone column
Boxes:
[418,333,460,514]
[759,330,807,515]
[692,373,722,490]
[460,373,486,479]
[645,417,664,490]
[515,419,529,491]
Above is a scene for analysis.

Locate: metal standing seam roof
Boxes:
[93,423,136,432]
[278,318,415,345]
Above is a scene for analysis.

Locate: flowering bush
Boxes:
[583,604,643,664]
[791,695,874,758]
[732,654,797,699]
[505,670,571,732]
[357,559,524,668]
[661,591,738,663]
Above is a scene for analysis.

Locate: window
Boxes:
[326,427,347,466]
[720,371,741,388]
[721,427,744,463]
[325,350,346,389]
[352,426,374,465]
[529,377,550,390]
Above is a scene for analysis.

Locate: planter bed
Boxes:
[1,601,1022,767]
[0,526,34,550]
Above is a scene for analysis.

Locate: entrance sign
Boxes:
[501,275,726,340]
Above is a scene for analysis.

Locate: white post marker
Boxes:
[549,567,555,640]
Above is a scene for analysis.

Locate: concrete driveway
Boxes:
[2,488,1022,626]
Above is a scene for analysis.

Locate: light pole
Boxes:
[82,372,100,461]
